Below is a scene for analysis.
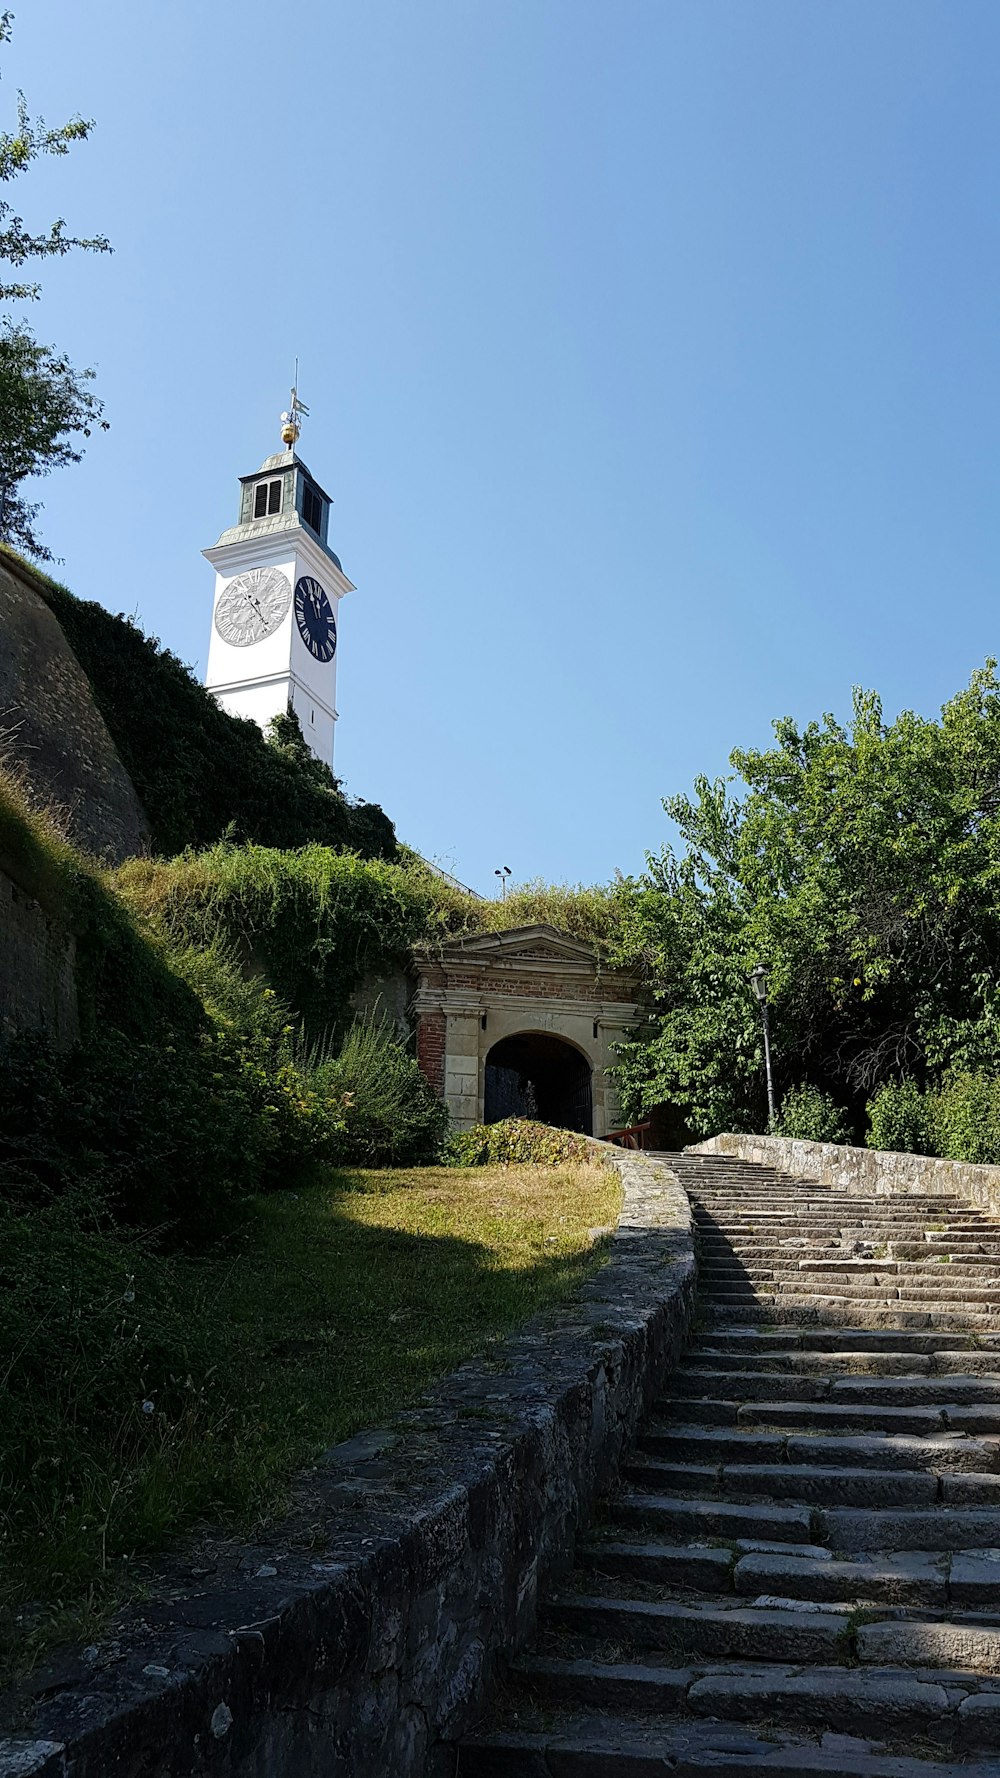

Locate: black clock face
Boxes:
[294,576,337,663]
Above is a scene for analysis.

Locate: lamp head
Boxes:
[750,964,769,1005]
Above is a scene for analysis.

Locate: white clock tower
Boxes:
[203,389,353,767]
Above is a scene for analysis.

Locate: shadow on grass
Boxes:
[0,1161,619,1681]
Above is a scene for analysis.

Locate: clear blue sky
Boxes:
[9,2,1000,894]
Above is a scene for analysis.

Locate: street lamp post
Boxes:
[750,963,778,1131]
[494,865,512,900]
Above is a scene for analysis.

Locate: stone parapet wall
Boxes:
[0,1148,695,1778]
[690,1131,1000,1218]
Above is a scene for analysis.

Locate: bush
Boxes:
[931,1071,1000,1165]
[775,1083,850,1145]
[316,1018,449,1167]
[866,1079,933,1155]
[446,1118,592,1168]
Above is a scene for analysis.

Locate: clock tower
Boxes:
[203,388,353,767]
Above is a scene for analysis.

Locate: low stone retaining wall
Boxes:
[691,1132,1000,1217]
[0,1149,695,1778]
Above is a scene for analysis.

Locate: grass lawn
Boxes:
[1,1157,621,1679]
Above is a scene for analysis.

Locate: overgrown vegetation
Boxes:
[0,769,354,1240]
[614,663,1000,1156]
[1,1159,620,1681]
[3,550,396,858]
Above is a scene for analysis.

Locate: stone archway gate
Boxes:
[411,924,639,1137]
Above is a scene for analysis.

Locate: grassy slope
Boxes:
[2,1157,621,1680]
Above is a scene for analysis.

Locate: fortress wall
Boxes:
[0,553,149,864]
[0,859,78,1050]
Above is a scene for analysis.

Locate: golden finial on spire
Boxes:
[280,358,310,448]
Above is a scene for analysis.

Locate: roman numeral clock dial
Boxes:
[214,566,291,646]
[294,576,337,663]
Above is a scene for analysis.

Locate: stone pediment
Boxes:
[438,925,600,970]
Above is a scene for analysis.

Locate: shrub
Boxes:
[775,1083,850,1145]
[315,1018,449,1167]
[866,1079,933,1155]
[445,1118,592,1168]
[931,1071,1000,1166]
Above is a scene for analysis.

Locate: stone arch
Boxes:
[483,1030,593,1135]
[411,924,639,1137]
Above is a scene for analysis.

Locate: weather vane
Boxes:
[280,358,310,448]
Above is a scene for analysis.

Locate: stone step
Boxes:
[542,1592,853,1662]
[701,1294,1000,1328]
[640,1421,1000,1472]
[701,1299,1000,1329]
[700,1277,1000,1304]
[578,1534,833,1592]
[613,1488,815,1543]
[461,1714,1000,1773]
[701,1258,1000,1278]
[822,1503,1000,1551]
[507,1654,996,1740]
[672,1368,1000,1404]
[658,1395,983,1434]
[697,1327,991,1353]
[624,1454,938,1507]
[458,1150,1000,1777]
[685,1347,1000,1376]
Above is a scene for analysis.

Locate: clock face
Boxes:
[294,576,337,663]
[214,567,291,647]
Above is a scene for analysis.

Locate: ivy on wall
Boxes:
[3,549,395,860]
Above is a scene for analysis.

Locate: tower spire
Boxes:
[280,358,310,448]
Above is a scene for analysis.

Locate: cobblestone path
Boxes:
[460,1151,1000,1775]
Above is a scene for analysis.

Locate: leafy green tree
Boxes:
[0,11,110,558]
[615,664,1000,1139]
[0,324,105,558]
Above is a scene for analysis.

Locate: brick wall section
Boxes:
[417,962,629,1004]
[416,1008,447,1094]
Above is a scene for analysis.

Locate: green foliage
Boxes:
[0,772,348,1241]
[445,1118,592,1168]
[0,13,111,559]
[14,562,395,857]
[866,1079,933,1155]
[0,11,110,302]
[615,664,1000,1140]
[316,1018,449,1167]
[776,1083,850,1145]
[867,1072,1000,1165]
[118,843,442,1037]
[0,325,106,560]
[931,1072,1000,1165]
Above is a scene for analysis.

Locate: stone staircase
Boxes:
[458,1151,1000,1775]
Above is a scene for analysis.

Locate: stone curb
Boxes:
[0,1148,695,1778]
[689,1132,1000,1216]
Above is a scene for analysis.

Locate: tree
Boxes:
[613,665,1000,1139]
[0,323,105,558]
[0,11,110,558]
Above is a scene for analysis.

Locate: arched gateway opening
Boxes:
[483,1032,593,1135]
